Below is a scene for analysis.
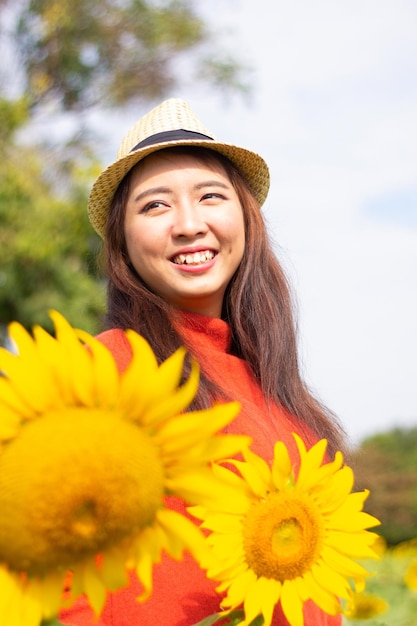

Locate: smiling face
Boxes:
[123,150,246,318]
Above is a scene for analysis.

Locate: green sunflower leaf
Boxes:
[191,614,224,626]
[191,609,264,626]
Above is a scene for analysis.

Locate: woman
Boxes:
[61,98,346,625]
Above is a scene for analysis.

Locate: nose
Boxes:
[171,200,208,239]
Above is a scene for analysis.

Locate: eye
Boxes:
[139,200,167,214]
[201,192,226,202]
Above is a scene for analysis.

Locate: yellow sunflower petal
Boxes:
[0,567,18,615]
[156,402,241,456]
[0,339,53,413]
[81,559,107,616]
[134,552,154,601]
[207,532,243,562]
[329,508,381,532]
[142,358,200,425]
[299,570,341,615]
[295,436,328,485]
[196,434,251,464]
[257,577,282,626]
[32,324,74,406]
[0,373,36,418]
[131,525,164,601]
[76,330,120,408]
[194,512,242,534]
[227,458,269,498]
[157,507,209,564]
[100,547,130,592]
[280,578,304,626]
[321,545,370,579]
[212,462,250,490]
[243,577,268,624]
[120,330,170,417]
[243,446,273,487]
[154,345,187,392]
[301,450,344,493]
[220,569,257,609]
[114,337,159,420]
[326,530,380,559]
[207,557,248,584]
[317,465,354,510]
[67,569,83,604]
[293,432,307,455]
[20,591,43,626]
[25,572,63,621]
[49,310,96,406]
[271,439,293,490]
[310,559,351,600]
[166,468,247,509]
[0,402,21,440]
[327,490,380,530]
[0,568,27,626]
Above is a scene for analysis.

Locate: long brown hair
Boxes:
[103,147,348,458]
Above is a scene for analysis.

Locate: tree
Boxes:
[352,427,417,545]
[0,97,106,339]
[4,0,249,112]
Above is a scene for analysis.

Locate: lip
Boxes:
[170,245,217,258]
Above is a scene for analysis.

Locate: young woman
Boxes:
[61,98,346,625]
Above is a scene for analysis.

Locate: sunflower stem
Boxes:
[191,610,264,625]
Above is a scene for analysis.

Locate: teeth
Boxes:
[173,250,215,265]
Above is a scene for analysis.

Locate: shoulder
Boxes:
[96,328,133,373]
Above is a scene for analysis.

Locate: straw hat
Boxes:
[88,98,270,238]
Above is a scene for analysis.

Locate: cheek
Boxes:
[124,221,159,262]
[124,231,149,271]
[227,213,246,251]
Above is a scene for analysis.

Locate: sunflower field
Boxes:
[342,427,417,625]
[342,538,417,625]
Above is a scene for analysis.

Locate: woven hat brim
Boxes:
[88,139,270,238]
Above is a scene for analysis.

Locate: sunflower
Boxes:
[405,559,417,591]
[0,311,249,626]
[345,591,388,620]
[191,434,380,626]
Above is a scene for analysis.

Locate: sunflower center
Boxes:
[243,490,324,581]
[0,408,165,575]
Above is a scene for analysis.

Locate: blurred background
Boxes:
[1,0,416,555]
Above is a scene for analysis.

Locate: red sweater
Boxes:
[60,312,341,626]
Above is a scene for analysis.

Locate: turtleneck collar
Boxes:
[174,310,232,354]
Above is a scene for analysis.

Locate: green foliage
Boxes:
[0,118,105,339]
[9,0,248,111]
[352,427,417,545]
[0,97,30,140]
[0,0,249,340]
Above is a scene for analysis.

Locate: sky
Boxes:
[179,0,417,444]
[36,0,416,445]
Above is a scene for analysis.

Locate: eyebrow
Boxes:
[132,186,171,203]
[194,180,230,191]
[132,180,230,203]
